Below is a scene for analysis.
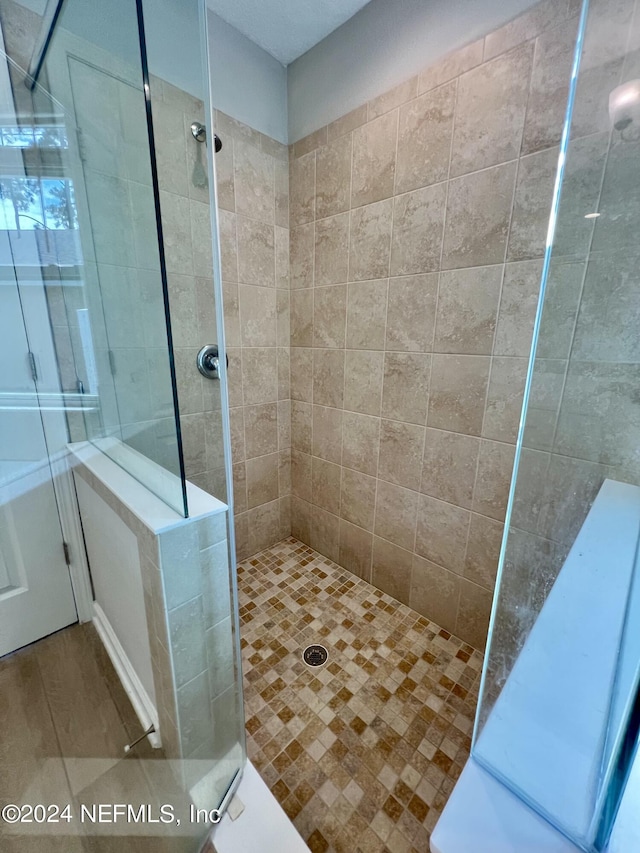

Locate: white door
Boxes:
[0,259,79,657]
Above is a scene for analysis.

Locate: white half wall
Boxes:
[287,0,541,141]
[74,473,156,708]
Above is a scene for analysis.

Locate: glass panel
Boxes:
[142,0,246,805]
[33,0,187,516]
[2,0,245,844]
[473,0,640,848]
[0,16,78,658]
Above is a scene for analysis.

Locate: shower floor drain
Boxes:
[303,644,328,667]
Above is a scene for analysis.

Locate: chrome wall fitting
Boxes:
[190,121,223,152]
[190,121,206,142]
[197,344,220,379]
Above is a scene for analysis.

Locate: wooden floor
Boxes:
[0,623,215,853]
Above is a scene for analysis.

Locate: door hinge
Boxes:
[108,349,117,376]
[76,127,87,162]
[63,541,71,566]
[28,351,38,383]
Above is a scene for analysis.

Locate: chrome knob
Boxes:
[197,344,220,379]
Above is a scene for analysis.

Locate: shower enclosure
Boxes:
[470,0,640,848]
[0,0,244,847]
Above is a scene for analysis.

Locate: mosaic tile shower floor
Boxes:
[238,538,483,853]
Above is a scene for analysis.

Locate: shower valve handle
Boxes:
[197,344,227,379]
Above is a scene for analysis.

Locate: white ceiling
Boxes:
[207,0,373,65]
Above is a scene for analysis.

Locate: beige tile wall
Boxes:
[151,78,230,506]
[288,0,582,649]
[212,112,291,560]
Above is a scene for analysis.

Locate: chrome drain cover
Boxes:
[303,644,328,667]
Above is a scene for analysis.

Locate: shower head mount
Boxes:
[190,121,222,152]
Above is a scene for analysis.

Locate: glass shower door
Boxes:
[472,0,640,848]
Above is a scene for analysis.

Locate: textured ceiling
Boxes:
[207,0,373,65]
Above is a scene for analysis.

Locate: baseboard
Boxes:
[92,602,161,749]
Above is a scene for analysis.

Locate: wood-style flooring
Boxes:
[0,622,215,853]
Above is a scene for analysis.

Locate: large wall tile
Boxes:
[374,480,419,549]
[312,404,343,463]
[351,111,398,207]
[455,579,492,650]
[451,43,533,176]
[443,162,517,269]
[390,183,447,275]
[472,440,516,521]
[246,453,279,508]
[554,133,608,259]
[289,150,315,226]
[313,348,345,408]
[236,216,275,285]
[381,352,431,424]
[344,350,384,416]
[316,134,352,219]
[346,279,389,350]
[349,199,393,281]
[234,139,275,225]
[311,457,341,514]
[217,209,238,281]
[483,357,528,443]
[242,347,278,405]
[410,555,460,634]
[290,223,314,289]
[522,17,579,155]
[291,450,312,502]
[372,537,412,606]
[464,513,504,589]
[239,285,277,347]
[291,400,312,453]
[434,266,502,354]
[315,214,350,285]
[378,419,425,491]
[341,411,380,476]
[339,520,373,581]
[415,495,470,574]
[536,259,584,359]
[493,260,543,357]
[313,284,347,349]
[428,354,491,435]
[244,402,278,459]
[421,428,480,509]
[396,81,456,194]
[591,135,640,257]
[310,507,340,562]
[385,274,438,352]
[275,226,290,288]
[507,147,558,262]
[341,467,377,531]
[290,347,312,403]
